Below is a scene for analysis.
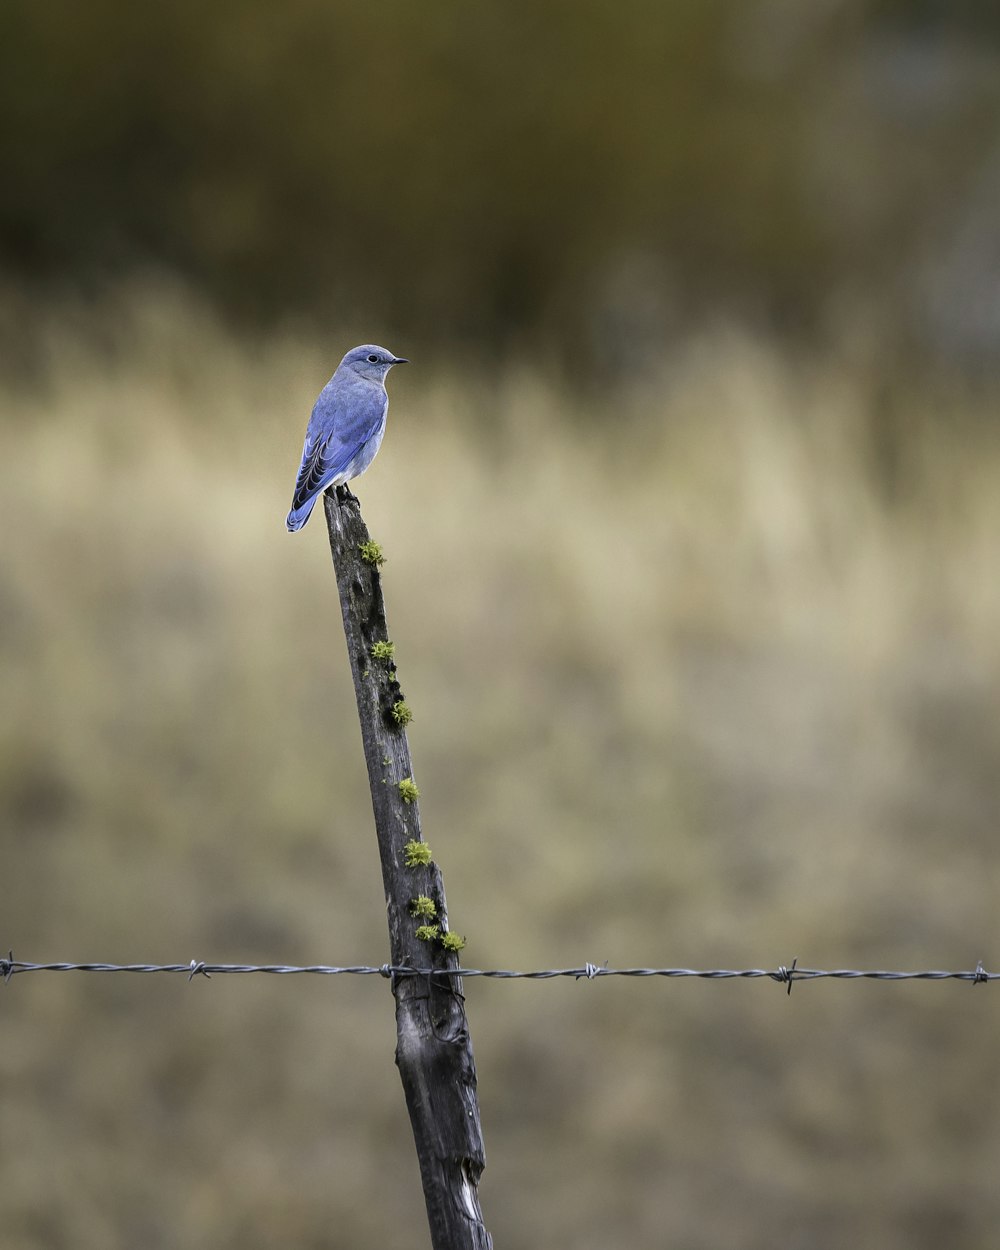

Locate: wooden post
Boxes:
[323,487,492,1250]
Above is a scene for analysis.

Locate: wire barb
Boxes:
[772,957,799,996]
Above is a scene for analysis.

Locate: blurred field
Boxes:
[2,292,1000,1249]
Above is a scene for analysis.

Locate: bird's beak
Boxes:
[391,356,409,365]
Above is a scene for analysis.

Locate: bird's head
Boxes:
[341,344,408,382]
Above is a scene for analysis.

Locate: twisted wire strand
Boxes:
[0,953,992,990]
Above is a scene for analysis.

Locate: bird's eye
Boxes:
[367,354,379,363]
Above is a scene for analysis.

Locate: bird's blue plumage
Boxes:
[286,344,406,532]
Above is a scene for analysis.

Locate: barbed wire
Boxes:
[0,954,992,994]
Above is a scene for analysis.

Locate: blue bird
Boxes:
[286,344,408,532]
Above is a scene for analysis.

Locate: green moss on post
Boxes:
[440,931,467,953]
[415,924,441,943]
[359,539,385,566]
[404,840,432,868]
[392,700,413,727]
[398,777,420,804]
[410,895,438,920]
[370,640,396,662]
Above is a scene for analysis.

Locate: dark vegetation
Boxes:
[2,2,1000,376]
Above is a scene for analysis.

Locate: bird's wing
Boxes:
[289,380,387,515]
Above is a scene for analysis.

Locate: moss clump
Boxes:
[404,840,432,867]
[370,640,396,662]
[358,540,385,566]
[440,931,467,953]
[398,777,420,804]
[391,700,413,727]
[410,895,438,920]
[415,925,441,943]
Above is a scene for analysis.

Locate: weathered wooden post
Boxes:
[323,487,492,1250]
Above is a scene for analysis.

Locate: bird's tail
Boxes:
[285,495,319,532]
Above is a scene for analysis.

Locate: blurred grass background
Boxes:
[3,3,1000,1248]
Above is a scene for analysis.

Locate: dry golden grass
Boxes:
[2,292,1000,1249]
